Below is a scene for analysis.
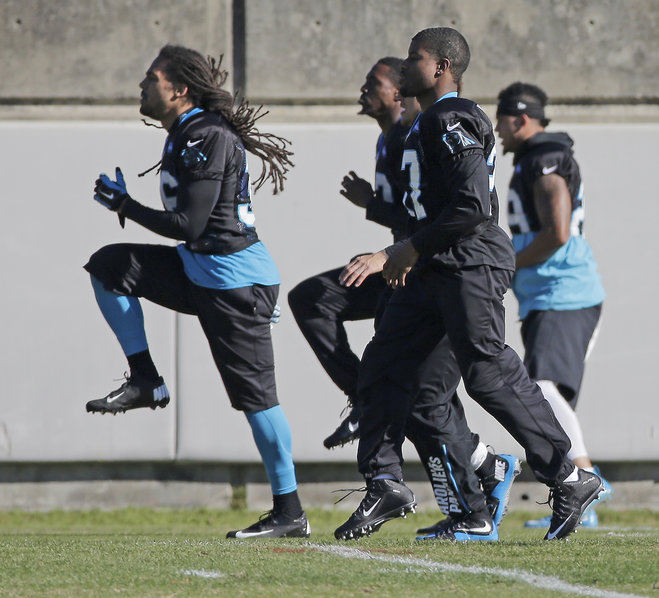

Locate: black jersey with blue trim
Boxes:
[366,120,411,242]
[403,97,515,270]
[122,109,260,255]
[508,132,582,235]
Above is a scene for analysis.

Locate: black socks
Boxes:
[127,350,159,381]
[273,490,304,520]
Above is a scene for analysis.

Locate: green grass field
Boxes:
[0,508,656,597]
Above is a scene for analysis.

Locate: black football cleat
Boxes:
[323,408,360,449]
[416,511,498,542]
[544,469,604,540]
[226,511,311,539]
[86,375,170,414]
[416,515,457,536]
[334,478,416,540]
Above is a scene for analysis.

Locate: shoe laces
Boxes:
[258,510,276,522]
[541,485,570,517]
[112,372,131,386]
[332,486,367,505]
[340,395,360,418]
[339,401,355,419]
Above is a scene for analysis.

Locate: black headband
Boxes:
[496,97,546,121]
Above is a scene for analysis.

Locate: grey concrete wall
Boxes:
[0,116,657,468]
[0,0,233,100]
[244,0,659,101]
[0,1,657,477]
[1,0,657,102]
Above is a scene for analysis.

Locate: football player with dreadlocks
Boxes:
[84,44,309,539]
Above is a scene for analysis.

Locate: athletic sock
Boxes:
[475,450,497,479]
[471,442,490,473]
[563,466,579,483]
[127,350,160,381]
[273,490,304,520]
[246,405,298,498]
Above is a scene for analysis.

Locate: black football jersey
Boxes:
[402,96,514,270]
[366,121,411,242]
[123,108,260,255]
[508,132,583,235]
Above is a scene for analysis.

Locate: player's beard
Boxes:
[139,98,155,119]
[139,97,164,122]
[398,82,416,99]
[358,97,371,116]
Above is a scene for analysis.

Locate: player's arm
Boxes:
[515,173,571,269]
[94,128,225,241]
[365,187,410,233]
[366,133,411,232]
[118,178,220,241]
[409,150,491,257]
[404,114,491,258]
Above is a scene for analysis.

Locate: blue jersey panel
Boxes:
[512,233,605,319]
[177,241,280,289]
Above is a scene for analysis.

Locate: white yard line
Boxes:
[182,569,225,579]
[307,543,648,598]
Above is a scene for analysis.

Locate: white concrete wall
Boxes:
[0,115,657,465]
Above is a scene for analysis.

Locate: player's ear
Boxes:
[517,114,530,130]
[173,84,189,99]
[435,58,450,78]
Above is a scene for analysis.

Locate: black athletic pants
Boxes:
[288,265,389,401]
[289,265,485,514]
[357,264,574,487]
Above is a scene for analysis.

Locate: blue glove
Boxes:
[94,167,128,211]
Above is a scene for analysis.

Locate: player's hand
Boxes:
[94,167,128,211]
[270,304,281,325]
[382,240,419,288]
[340,171,373,208]
[339,251,387,287]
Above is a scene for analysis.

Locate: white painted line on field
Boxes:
[308,543,647,598]
[182,569,225,579]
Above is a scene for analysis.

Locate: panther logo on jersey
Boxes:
[181,146,207,168]
[442,126,476,154]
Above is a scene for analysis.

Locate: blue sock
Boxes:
[246,406,298,495]
[90,275,148,357]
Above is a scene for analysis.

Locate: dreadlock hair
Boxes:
[141,44,293,193]
[376,56,404,88]
[412,27,470,87]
